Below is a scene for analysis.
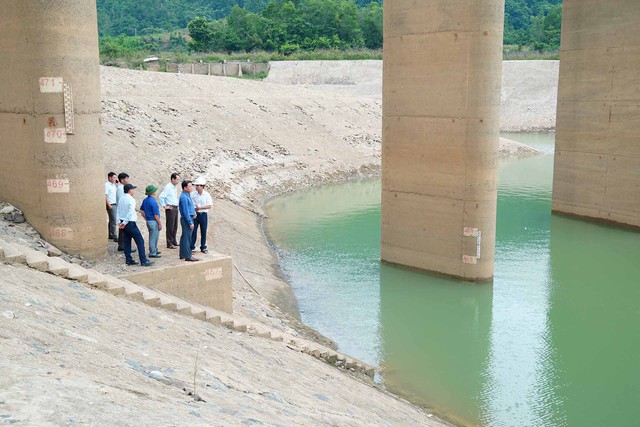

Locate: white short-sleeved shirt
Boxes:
[105,182,117,204]
[191,190,213,214]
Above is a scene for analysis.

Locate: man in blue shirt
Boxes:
[178,180,199,262]
[140,185,162,258]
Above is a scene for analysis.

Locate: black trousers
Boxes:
[122,222,148,265]
[165,207,179,247]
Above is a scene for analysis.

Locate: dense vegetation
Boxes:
[505,0,562,52]
[97,0,562,63]
[97,0,380,36]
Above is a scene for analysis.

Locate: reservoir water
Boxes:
[263,134,640,427]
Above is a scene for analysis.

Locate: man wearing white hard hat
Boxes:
[190,177,213,254]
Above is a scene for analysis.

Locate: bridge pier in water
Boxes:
[552,0,640,228]
[0,0,105,258]
[381,0,505,281]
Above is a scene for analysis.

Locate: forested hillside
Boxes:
[97,0,562,60]
[97,0,380,36]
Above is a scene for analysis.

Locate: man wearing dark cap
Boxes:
[116,172,133,252]
[116,183,154,267]
[140,184,162,258]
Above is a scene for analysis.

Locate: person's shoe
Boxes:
[201,249,208,254]
[185,257,199,262]
[131,248,137,253]
[112,238,119,242]
[141,261,155,267]
[156,251,162,255]
[126,261,137,266]
[167,245,176,249]
[149,254,161,258]
[118,248,124,252]
[180,257,184,260]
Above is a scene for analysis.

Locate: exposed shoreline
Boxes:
[98,60,556,352]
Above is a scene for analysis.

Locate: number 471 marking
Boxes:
[39,77,63,93]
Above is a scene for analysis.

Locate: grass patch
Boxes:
[503,45,560,60]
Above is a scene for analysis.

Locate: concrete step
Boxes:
[176,304,206,321]
[3,235,377,378]
[159,297,178,312]
[0,239,26,264]
[104,281,126,296]
[65,265,89,282]
[21,247,50,271]
[205,310,222,326]
[246,322,273,339]
[87,272,109,289]
[46,257,70,276]
[142,292,162,307]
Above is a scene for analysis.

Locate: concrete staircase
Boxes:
[0,238,375,378]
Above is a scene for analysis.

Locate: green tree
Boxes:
[530,4,562,51]
[187,16,214,51]
[360,2,382,49]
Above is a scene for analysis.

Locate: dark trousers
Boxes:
[122,222,148,265]
[179,216,193,260]
[107,204,117,240]
[191,212,208,251]
[165,207,179,247]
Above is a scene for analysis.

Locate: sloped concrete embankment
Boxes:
[0,235,451,426]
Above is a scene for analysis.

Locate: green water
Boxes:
[263,134,640,427]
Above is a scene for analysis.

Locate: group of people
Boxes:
[105,172,213,267]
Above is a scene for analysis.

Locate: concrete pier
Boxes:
[381,1,505,280]
[0,1,105,258]
[552,0,640,228]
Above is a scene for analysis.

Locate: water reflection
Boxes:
[263,180,383,364]
[379,265,493,426]
[546,215,640,427]
[481,152,554,427]
[264,133,640,426]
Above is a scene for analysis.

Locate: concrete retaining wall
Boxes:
[123,255,233,314]
[158,61,269,77]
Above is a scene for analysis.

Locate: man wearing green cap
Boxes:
[140,185,162,258]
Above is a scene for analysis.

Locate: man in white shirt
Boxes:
[190,177,213,254]
[116,172,132,252]
[159,172,180,249]
[105,172,118,242]
[116,184,154,267]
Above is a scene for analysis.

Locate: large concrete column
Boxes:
[381,1,505,280]
[552,0,640,228]
[0,1,105,258]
